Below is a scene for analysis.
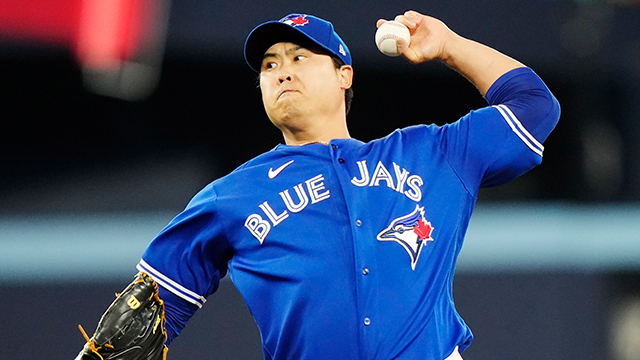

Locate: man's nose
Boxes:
[278,73,292,84]
[278,63,293,83]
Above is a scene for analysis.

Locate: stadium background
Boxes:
[1,0,639,359]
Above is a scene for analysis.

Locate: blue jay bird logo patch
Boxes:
[377,205,434,270]
[281,15,309,27]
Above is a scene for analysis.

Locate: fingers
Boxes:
[378,10,423,29]
[394,10,422,29]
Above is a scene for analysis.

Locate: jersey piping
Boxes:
[137,259,207,308]
[493,104,544,157]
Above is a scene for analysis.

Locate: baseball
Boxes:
[375,21,411,57]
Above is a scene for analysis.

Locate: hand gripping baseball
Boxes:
[74,272,168,360]
[377,10,459,64]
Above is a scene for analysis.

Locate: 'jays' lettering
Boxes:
[351,160,423,202]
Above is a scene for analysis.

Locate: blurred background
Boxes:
[1,0,639,359]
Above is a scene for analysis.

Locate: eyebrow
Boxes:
[262,44,305,62]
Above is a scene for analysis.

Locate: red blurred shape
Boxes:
[76,0,160,69]
[0,0,81,46]
[1,0,169,100]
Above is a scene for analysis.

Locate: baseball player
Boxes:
[75,10,560,360]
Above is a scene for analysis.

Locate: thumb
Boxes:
[396,38,418,63]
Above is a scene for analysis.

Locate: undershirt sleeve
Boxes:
[485,66,560,146]
[434,67,560,193]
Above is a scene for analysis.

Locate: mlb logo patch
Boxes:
[339,44,346,56]
[377,205,434,270]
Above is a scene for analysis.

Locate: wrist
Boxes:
[438,33,467,69]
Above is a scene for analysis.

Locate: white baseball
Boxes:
[375,21,411,57]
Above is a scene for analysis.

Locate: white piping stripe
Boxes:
[137,264,203,308]
[495,105,543,155]
[136,263,204,308]
[498,104,544,151]
[138,260,202,301]
[496,104,544,154]
[137,260,206,307]
[494,105,543,157]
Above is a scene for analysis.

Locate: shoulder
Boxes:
[196,145,312,197]
[365,124,444,150]
[229,146,283,173]
[183,149,279,205]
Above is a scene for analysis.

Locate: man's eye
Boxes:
[294,55,305,61]
[264,62,277,69]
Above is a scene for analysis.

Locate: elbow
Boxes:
[549,93,561,126]
[543,92,561,138]
[527,89,561,144]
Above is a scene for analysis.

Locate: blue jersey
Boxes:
[137,67,560,359]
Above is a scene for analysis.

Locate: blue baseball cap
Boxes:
[244,13,352,72]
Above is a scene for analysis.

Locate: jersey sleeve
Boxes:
[136,182,233,344]
[433,67,560,193]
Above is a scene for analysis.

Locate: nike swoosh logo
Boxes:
[268,160,294,179]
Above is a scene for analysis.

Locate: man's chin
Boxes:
[269,111,311,132]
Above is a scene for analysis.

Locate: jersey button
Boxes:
[355,220,362,227]
[362,268,369,275]
[364,317,371,326]
[338,158,345,164]
[331,144,338,149]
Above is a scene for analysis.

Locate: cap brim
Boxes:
[244,22,328,72]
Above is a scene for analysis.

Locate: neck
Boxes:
[270,100,349,146]
[297,140,329,146]
[283,131,349,146]
[280,120,350,146]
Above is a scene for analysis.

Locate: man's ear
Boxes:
[338,65,353,90]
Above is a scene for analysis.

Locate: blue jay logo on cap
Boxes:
[280,14,309,27]
[377,205,435,270]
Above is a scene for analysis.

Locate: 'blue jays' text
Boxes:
[244,160,424,243]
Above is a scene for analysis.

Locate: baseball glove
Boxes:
[75,272,168,360]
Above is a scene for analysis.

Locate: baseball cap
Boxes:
[244,13,352,72]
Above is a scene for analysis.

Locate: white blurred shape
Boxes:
[610,297,640,360]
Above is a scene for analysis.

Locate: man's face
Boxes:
[259,42,352,130]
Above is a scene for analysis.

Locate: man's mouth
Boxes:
[278,89,298,99]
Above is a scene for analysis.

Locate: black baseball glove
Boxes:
[75,272,168,360]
